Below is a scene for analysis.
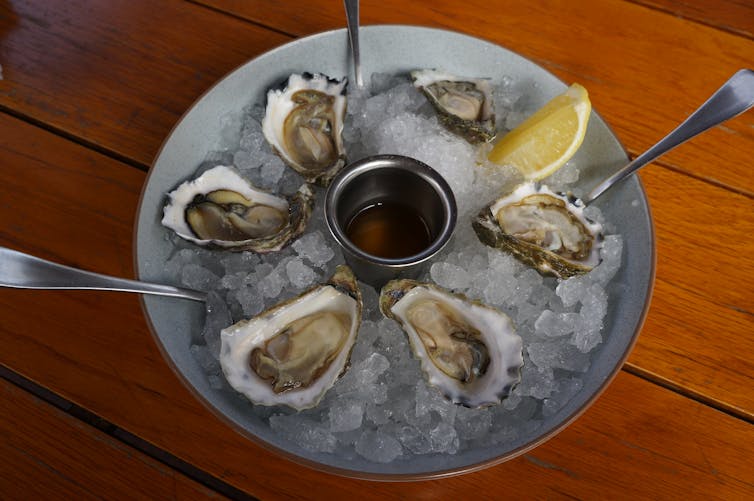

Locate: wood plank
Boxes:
[641,166,754,313]
[196,0,754,196]
[635,165,754,418]
[627,277,754,418]
[0,0,291,168]
[630,0,754,39]
[0,380,223,500]
[2,315,753,499]
[0,108,753,497]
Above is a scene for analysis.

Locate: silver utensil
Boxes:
[344,0,363,88]
[584,69,754,204]
[0,246,206,302]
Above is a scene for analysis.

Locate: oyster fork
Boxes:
[0,246,206,302]
[584,69,754,203]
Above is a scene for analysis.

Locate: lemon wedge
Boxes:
[488,83,591,180]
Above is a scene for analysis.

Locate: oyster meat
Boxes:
[220,266,362,410]
[473,182,603,279]
[411,69,496,143]
[262,73,348,186]
[162,166,314,253]
[380,279,522,408]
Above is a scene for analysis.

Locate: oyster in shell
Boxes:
[162,165,314,253]
[380,279,522,408]
[473,182,603,279]
[220,266,362,410]
[411,69,495,143]
[262,73,347,186]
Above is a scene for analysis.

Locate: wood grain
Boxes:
[0,0,291,168]
[0,379,222,500]
[628,277,754,418]
[641,166,754,314]
[196,0,754,196]
[0,108,753,497]
[630,0,754,39]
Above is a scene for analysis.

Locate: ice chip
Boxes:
[483,268,517,306]
[234,285,264,317]
[260,158,285,186]
[329,399,364,432]
[429,421,459,454]
[590,234,623,284]
[358,353,391,383]
[257,268,286,298]
[239,112,266,153]
[415,381,457,423]
[292,231,336,268]
[269,415,337,453]
[571,329,602,352]
[180,264,220,291]
[543,377,584,417]
[534,310,580,337]
[570,283,608,352]
[430,261,471,290]
[454,407,492,440]
[201,291,232,356]
[545,159,580,190]
[220,271,247,290]
[285,258,317,289]
[555,275,589,307]
[218,111,243,149]
[528,341,591,373]
[350,319,381,361]
[355,430,403,463]
[396,425,432,454]
[233,149,257,170]
[164,248,199,277]
[515,362,558,399]
[365,402,392,425]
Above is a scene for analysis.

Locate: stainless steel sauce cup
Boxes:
[325,154,457,287]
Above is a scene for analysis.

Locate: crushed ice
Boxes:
[163,72,624,463]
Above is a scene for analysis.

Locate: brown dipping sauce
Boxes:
[345,201,432,259]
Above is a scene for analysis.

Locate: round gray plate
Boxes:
[135,25,655,479]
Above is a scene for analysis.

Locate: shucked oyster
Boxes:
[220,266,362,410]
[380,280,522,408]
[263,73,347,187]
[473,182,603,279]
[162,165,314,252]
[411,69,496,144]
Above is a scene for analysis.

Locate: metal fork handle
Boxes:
[344,0,364,88]
[584,69,754,204]
[0,246,206,302]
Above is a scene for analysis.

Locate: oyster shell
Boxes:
[162,165,314,252]
[380,279,522,408]
[473,182,603,279]
[262,73,348,186]
[220,266,362,410]
[411,69,496,143]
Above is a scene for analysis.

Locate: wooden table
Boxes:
[1,1,753,498]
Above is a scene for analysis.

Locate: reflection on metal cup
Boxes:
[325,155,457,287]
